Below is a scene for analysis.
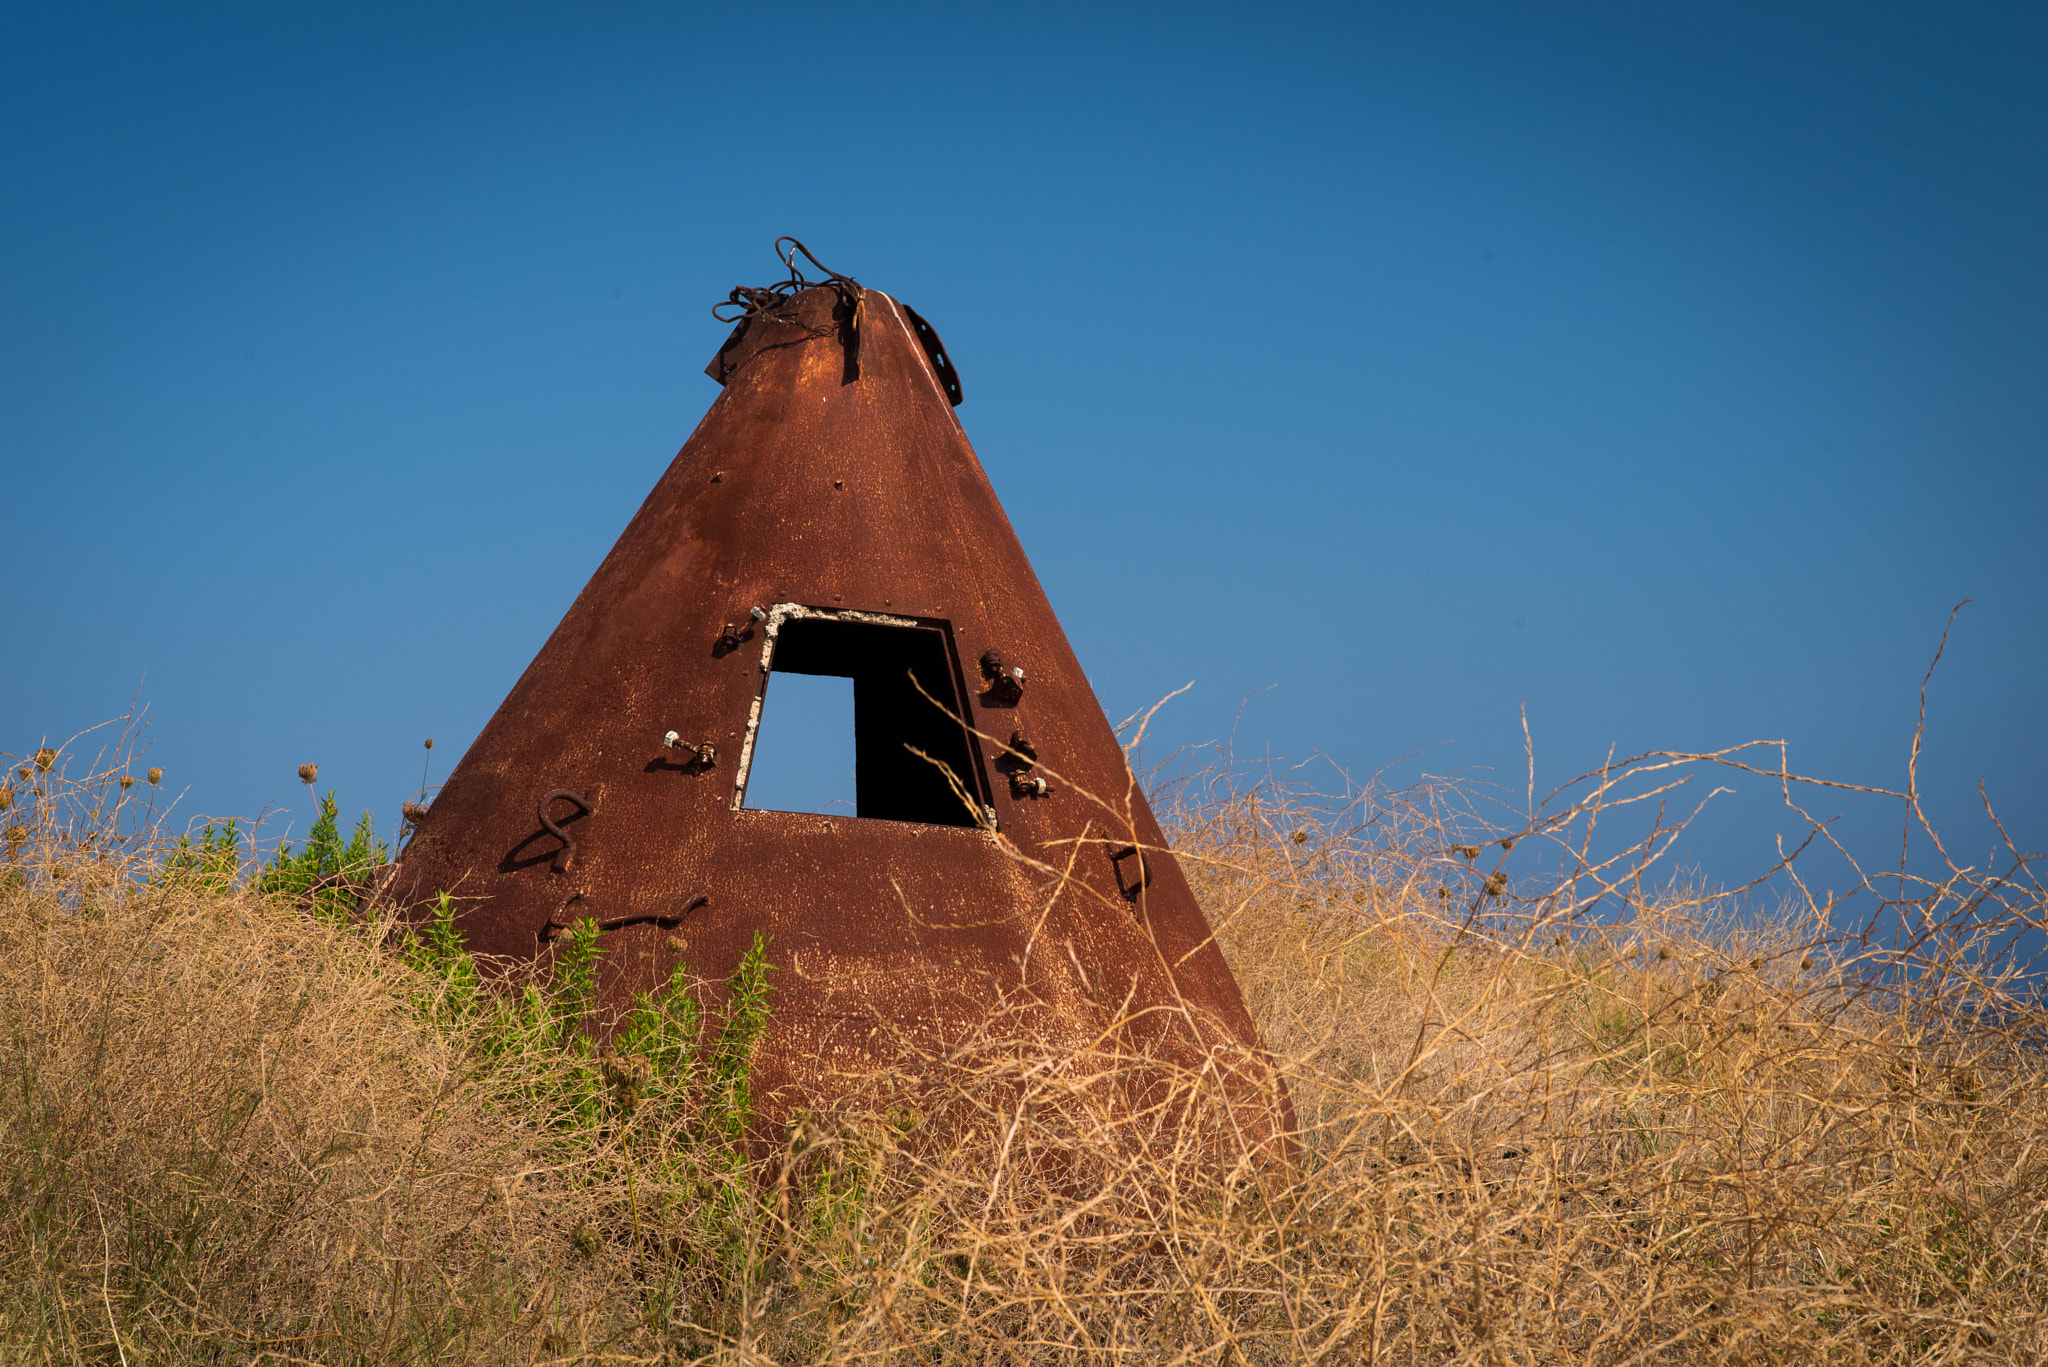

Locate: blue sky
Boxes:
[4,2,2042,899]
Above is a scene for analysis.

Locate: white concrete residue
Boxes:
[728,601,924,812]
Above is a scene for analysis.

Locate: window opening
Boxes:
[743,673,856,816]
[738,611,986,828]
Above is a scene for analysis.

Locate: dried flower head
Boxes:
[298,763,318,785]
[401,801,429,824]
[118,774,135,790]
[1800,956,1814,970]
[147,767,163,786]
[5,826,24,849]
[1657,946,1672,961]
[33,749,56,773]
[14,768,27,783]
[0,790,11,811]
[424,738,434,750]
[1291,830,1309,845]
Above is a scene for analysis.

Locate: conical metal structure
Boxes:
[389,257,1273,1127]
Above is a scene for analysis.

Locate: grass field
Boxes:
[3,711,2044,1364]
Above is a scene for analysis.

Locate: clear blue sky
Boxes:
[4,2,2042,897]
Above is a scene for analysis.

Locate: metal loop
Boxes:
[537,788,592,875]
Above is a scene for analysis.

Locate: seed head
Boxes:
[1291,830,1309,845]
[33,749,56,773]
[14,768,28,783]
[401,801,429,824]
[118,774,134,790]
[1456,844,1482,860]
[1500,836,1516,850]
[1800,956,1814,970]
[298,763,318,786]
[1657,946,1672,961]
[147,767,163,786]
[424,738,434,750]
[0,790,10,811]
[1484,871,1508,896]
[571,1222,600,1259]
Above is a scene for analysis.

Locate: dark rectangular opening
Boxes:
[751,615,985,827]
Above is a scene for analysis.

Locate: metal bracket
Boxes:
[1110,844,1153,901]
[900,303,963,407]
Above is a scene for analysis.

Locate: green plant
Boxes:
[156,818,245,892]
[257,789,387,923]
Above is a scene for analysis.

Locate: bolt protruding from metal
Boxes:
[980,650,1025,706]
[1008,730,1038,767]
[749,605,767,624]
[663,733,716,766]
[1010,773,1053,798]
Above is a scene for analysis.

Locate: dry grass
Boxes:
[4,697,2046,1364]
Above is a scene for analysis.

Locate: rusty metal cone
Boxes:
[386,260,1282,1147]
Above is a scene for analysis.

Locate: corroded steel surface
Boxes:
[389,279,1276,1131]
